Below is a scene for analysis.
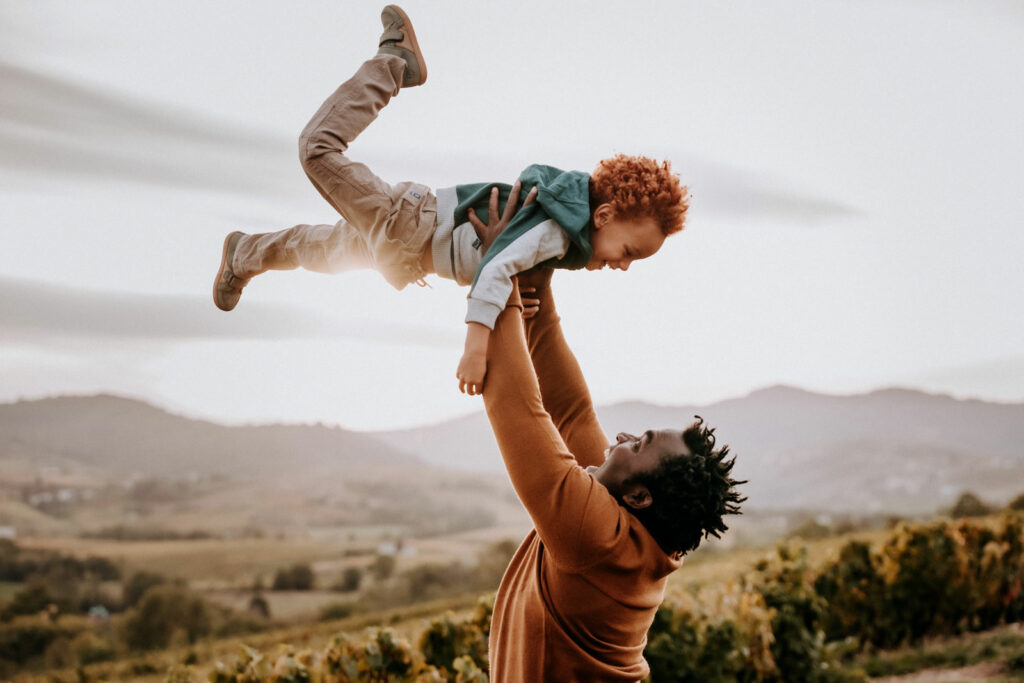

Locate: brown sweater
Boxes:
[483,278,682,682]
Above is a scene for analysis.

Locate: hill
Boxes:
[376,386,1024,514]
[0,394,416,478]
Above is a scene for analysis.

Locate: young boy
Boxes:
[213,5,689,395]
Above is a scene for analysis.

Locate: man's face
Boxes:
[587,430,690,496]
[585,215,666,271]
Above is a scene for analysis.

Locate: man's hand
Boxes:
[467,181,540,320]
[467,181,538,256]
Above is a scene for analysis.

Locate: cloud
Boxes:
[0,60,299,198]
[0,59,856,224]
[0,275,458,347]
[670,156,861,223]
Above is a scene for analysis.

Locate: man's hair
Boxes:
[623,416,746,556]
[589,154,690,235]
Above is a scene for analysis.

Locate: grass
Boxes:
[857,624,1024,680]
[16,536,372,586]
[11,592,485,683]
[0,581,22,600]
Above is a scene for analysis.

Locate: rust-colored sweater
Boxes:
[483,278,682,682]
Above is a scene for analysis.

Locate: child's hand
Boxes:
[521,287,540,320]
[458,322,491,396]
[456,350,487,396]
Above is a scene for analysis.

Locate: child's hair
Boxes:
[590,154,690,235]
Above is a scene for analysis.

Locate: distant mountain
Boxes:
[0,394,417,478]
[376,386,1024,514]
[3,387,1022,516]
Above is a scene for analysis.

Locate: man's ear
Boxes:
[622,485,652,511]
[593,203,614,230]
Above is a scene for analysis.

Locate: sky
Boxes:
[1,0,1022,431]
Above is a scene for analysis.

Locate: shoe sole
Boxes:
[382,4,427,86]
[213,231,243,311]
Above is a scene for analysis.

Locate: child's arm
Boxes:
[455,182,544,395]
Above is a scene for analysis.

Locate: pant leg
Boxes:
[296,54,435,288]
[298,55,405,234]
[233,221,373,278]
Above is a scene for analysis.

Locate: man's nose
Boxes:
[616,432,633,443]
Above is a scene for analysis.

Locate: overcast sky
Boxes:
[1,0,1022,430]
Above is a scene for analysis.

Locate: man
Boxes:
[470,193,746,681]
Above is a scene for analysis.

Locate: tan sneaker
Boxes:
[377,5,427,88]
[213,231,249,311]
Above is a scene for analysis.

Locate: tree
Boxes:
[122,571,167,608]
[951,492,991,518]
[248,592,270,618]
[121,585,210,650]
[1008,493,1024,511]
[334,567,363,593]
[272,563,314,590]
[369,554,396,581]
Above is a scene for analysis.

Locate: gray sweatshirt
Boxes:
[431,186,571,329]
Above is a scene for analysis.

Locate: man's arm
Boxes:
[519,269,609,469]
[482,284,623,571]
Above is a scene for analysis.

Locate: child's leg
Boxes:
[297,53,434,289]
[297,54,405,224]
[213,221,375,311]
[233,221,373,277]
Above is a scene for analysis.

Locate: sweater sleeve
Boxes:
[465,221,569,329]
[483,282,631,571]
[522,273,609,469]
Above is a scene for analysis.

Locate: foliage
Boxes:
[123,570,169,608]
[202,627,488,683]
[951,491,993,518]
[369,554,396,581]
[418,598,492,674]
[71,629,118,664]
[249,592,271,619]
[816,515,1024,647]
[121,584,212,651]
[0,615,86,668]
[273,564,315,591]
[319,602,356,621]
[334,567,364,593]
[0,540,120,584]
[1009,493,1024,512]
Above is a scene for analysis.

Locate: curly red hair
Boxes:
[590,154,690,235]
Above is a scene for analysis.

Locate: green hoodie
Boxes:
[452,164,595,287]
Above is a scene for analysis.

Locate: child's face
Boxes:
[585,210,666,271]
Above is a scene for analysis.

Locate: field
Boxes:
[7,514,1024,681]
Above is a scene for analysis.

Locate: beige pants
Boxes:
[233,55,437,290]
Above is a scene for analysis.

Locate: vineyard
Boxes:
[6,513,1024,682]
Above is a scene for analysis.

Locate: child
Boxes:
[213,5,690,395]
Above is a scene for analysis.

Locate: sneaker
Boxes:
[377,5,427,88]
[212,231,249,311]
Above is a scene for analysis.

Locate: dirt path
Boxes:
[873,662,1009,681]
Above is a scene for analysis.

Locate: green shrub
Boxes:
[0,617,84,667]
[951,492,992,518]
[123,570,168,608]
[319,602,356,621]
[272,564,314,591]
[121,584,211,651]
[418,597,491,675]
[71,629,118,664]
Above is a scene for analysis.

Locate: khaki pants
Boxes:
[234,55,437,289]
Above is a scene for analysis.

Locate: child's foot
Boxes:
[213,231,250,311]
[377,5,427,88]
